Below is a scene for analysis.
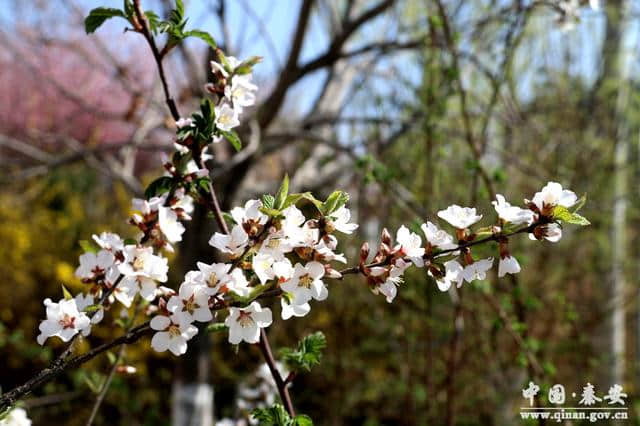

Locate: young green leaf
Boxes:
[252,404,291,425]
[206,323,228,333]
[61,284,73,301]
[184,29,217,50]
[321,191,349,216]
[262,194,276,210]
[219,130,242,152]
[144,176,174,199]
[84,7,127,34]
[552,205,590,226]
[274,175,289,210]
[279,331,327,372]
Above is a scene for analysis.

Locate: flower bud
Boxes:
[325,266,342,280]
[359,242,370,264]
[381,228,392,246]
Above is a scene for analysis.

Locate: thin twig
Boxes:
[85,345,125,426]
[258,330,296,417]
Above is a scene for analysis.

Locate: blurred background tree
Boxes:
[1,0,638,425]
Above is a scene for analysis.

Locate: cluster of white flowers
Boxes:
[362,182,579,300]
[36,180,192,346]
[148,200,357,353]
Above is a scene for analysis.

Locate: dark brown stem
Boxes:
[132,0,180,121]
[0,322,151,411]
[258,329,296,417]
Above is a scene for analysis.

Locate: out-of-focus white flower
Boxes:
[225,302,273,344]
[175,117,193,128]
[37,297,91,345]
[437,205,483,229]
[92,232,124,253]
[225,74,257,111]
[0,407,32,426]
[158,206,186,243]
[214,102,240,132]
[492,194,535,225]
[150,314,198,356]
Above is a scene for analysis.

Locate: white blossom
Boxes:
[0,407,31,426]
[328,206,358,234]
[150,314,198,356]
[196,261,232,294]
[531,182,577,211]
[529,223,563,242]
[231,199,268,227]
[209,225,249,257]
[280,205,306,245]
[225,268,251,297]
[92,232,124,253]
[158,206,186,243]
[395,225,425,267]
[462,258,494,282]
[37,297,91,345]
[225,302,273,344]
[498,256,521,277]
[492,194,535,225]
[175,117,193,128]
[74,293,103,325]
[437,205,483,229]
[75,250,115,281]
[430,260,464,291]
[421,221,457,250]
[167,282,212,326]
[280,261,327,305]
[118,246,168,283]
[214,102,240,132]
[280,297,311,320]
[210,56,241,78]
[225,74,257,111]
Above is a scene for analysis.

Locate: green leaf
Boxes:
[262,194,275,210]
[61,284,73,301]
[83,304,102,313]
[274,175,289,210]
[106,351,117,365]
[144,10,160,34]
[144,176,174,199]
[79,239,99,254]
[279,332,327,372]
[252,404,291,425]
[321,191,349,216]
[206,323,228,333]
[571,194,587,213]
[293,415,314,426]
[219,130,242,152]
[184,29,217,50]
[552,205,590,226]
[234,56,263,75]
[123,238,138,246]
[84,7,126,34]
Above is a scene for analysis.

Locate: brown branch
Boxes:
[84,345,125,426]
[132,0,180,121]
[258,330,296,417]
